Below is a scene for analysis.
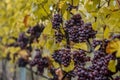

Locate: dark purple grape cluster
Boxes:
[17,32,29,49]
[72,50,90,66]
[71,49,115,80]
[52,49,71,67]
[92,50,106,62]
[55,30,64,43]
[113,76,120,80]
[52,14,62,29]
[74,65,110,80]
[37,57,49,74]
[18,57,28,67]
[74,65,93,80]
[90,51,115,79]
[27,24,45,42]
[65,14,97,43]
[29,49,49,74]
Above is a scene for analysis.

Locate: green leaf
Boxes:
[108,60,117,72]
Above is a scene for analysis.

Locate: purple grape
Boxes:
[52,49,71,67]
[52,13,62,29]
[17,32,29,49]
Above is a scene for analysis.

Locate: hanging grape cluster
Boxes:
[52,49,71,67]
[30,49,49,74]
[27,24,45,43]
[17,32,29,49]
[72,49,90,66]
[64,14,97,43]
[52,13,64,43]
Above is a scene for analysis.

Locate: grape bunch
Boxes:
[17,32,29,49]
[29,49,49,74]
[65,14,97,43]
[90,51,115,79]
[27,24,45,42]
[52,49,71,67]
[72,49,90,66]
[52,13,62,30]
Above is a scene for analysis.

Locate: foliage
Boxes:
[0,0,120,80]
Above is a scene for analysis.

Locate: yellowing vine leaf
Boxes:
[94,45,101,51]
[106,40,120,57]
[62,60,74,72]
[18,50,28,59]
[108,60,117,72]
[103,26,110,39]
[58,0,66,9]
[73,43,88,51]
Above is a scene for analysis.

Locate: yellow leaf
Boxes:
[18,50,28,59]
[106,40,120,57]
[94,45,101,51]
[73,43,88,51]
[43,22,53,35]
[52,60,60,68]
[58,0,66,9]
[116,49,120,57]
[63,11,70,20]
[62,60,74,72]
[108,60,117,72]
[104,26,110,39]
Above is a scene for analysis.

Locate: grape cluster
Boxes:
[27,24,45,42]
[90,51,115,79]
[52,13,64,43]
[17,32,29,49]
[65,14,97,43]
[72,50,90,66]
[52,49,71,67]
[18,57,28,67]
[29,49,49,74]
[52,14,62,29]
[72,49,115,80]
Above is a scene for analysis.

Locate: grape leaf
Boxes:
[62,60,74,72]
[108,60,117,72]
[103,25,110,39]
[106,40,120,57]
[73,43,88,51]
